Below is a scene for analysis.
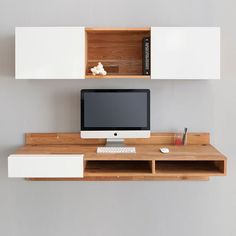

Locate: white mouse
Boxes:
[160,147,169,154]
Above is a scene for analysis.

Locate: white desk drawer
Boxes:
[8,154,84,178]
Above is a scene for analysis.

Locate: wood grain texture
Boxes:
[86,29,150,76]
[14,145,226,180]
[85,28,150,32]
[26,176,209,181]
[155,161,225,176]
[86,60,143,75]
[16,144,226,161]
[151,160,156,174]
[85,75,150,79]
[85,160,151,175]
[25,132,210,145]
[11,132,227,181]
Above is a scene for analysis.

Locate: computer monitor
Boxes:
[81,89,150,145]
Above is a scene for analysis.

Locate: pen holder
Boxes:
[174,133,187,145]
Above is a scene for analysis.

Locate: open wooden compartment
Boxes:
[155,160,225,176]
[85,160,153,176]
[85,28,151,79]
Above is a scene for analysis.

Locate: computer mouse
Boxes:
[160,147,169,154]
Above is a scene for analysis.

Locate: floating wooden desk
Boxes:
[8,132,227,181]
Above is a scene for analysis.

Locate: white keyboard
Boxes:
[97,147,136,154]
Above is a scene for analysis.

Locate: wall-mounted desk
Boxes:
[8,133,227,181]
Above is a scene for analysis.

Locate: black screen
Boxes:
[81,90,150,130]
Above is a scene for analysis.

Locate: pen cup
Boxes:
[174,133,187,145]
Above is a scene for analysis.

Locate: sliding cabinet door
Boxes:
[16,27,85,79]
[151,27,220,79]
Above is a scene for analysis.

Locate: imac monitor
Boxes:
[81,89,150,143]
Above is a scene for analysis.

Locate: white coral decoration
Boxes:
[91,62,107,76]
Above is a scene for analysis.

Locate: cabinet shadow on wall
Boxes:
[0,34,15,78]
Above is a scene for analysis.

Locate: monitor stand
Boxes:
[105,138,126,147]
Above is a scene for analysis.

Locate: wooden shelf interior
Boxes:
[155,160,225,176]
[85,28,150,78]
[85,75,150,79]
[84,160,225,177]
[85,160,152,176]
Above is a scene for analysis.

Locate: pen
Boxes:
[182,128,188,145]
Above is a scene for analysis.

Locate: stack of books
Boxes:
[142,37,150,75]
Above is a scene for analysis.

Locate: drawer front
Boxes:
[8,154,84,178]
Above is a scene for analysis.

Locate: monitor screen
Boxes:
[81,89,150,130]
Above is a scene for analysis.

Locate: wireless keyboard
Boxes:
[97,147,136,154]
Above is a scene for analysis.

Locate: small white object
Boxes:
[97,147,136,154]
[160,147,169,154]
[101,70,107,76]
[8,154,84,178]
[90,62,107,76]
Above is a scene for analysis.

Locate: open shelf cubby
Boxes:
[85,28,151,79]
[155,160,225,176]
[85,160,152,176]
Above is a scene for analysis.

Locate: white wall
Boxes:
[0,0,235,235]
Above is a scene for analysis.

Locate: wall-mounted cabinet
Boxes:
[15,27,85,79]
[151,27,220,79]
[15,27,220,80]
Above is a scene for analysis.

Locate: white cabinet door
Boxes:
[8,154,84,178]
[151,27,220,79]
[15,27,85,79]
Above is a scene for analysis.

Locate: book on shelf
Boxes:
[142,37,150,75]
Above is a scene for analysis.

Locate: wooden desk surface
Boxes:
[16,144,226,161]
